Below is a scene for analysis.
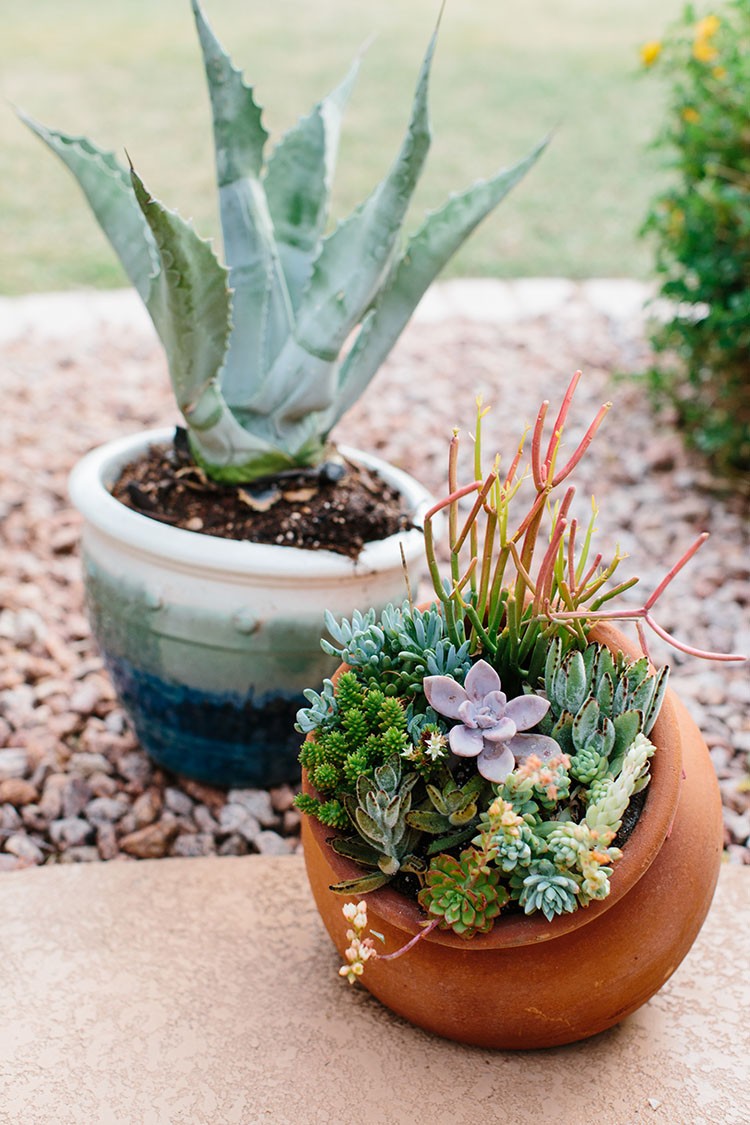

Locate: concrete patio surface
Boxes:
[0,856,747,1125]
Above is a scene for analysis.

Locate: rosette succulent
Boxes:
[423,660,559,782]
[18,0,545,484]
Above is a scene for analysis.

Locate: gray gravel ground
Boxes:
[0,282,748,871]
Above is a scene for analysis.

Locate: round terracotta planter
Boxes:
[301,622,723,1049]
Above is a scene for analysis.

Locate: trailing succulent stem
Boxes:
[18,0,546,482]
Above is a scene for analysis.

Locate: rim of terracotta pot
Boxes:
[303,620,684,949]
[68,427,433,580]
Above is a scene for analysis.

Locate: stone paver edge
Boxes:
[0,278,656,346]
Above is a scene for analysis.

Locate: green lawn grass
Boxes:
[0,0,683,295]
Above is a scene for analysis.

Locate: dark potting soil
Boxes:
[110,428,413,559]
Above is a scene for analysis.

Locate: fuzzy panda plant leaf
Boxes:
[18,0,547,483]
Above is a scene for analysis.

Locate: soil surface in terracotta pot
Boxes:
[301,624,724,1050]
[110,429,411,558]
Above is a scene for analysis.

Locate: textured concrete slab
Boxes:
[0,857,747,1125]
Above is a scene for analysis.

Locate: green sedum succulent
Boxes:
[418,849,508,936]
[18,1,546,483]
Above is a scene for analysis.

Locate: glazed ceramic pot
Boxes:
[69,428,433,788]
[301,623,723,1049]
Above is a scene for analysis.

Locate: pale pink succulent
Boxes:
[423,660,560,783]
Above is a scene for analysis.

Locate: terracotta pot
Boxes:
[301,622,723,1049]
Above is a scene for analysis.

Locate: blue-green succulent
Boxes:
[18,0,545,483]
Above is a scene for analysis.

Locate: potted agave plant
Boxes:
[17,1,545,786]
[296,372,745,1049]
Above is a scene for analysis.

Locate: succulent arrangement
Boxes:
[295,372,744,978]
[18,0,544,484]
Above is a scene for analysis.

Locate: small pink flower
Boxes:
[423,660,560,783]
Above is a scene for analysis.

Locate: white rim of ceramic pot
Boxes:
[69,428,433,578]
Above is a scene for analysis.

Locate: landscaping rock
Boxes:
[0,748,29,781]
[0,778,38,806]
[0,286,747,869]
[255,830,292,857]
[120,819,179,859]
[49,817,94,849]
[171,833,216,858]
[164,787,194,817]
[5,833,45,865]
[227,788,277,828]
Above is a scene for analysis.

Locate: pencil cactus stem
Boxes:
[589,576,640,611]
[503,433,527,490]
[424,481,482,525]
[453,470,497,555]
[448,432,460,585]
[644,533,709,610]
[578,552,604,596]
[474,395,490,482]
[462,602,497,655]
[512,487,546,545]
[575,498,599,584]
[454,557,479,595]
[636,619,651,662]
[552,402,612,487]
[545,369,582,472]
[533,518,567,615]
[531,399,549,488]
[488,543,512,612]
[643,616,746,662]
[477,508,498,619]
[507,542,538,598]
[423,509,445,602]
[567,519,578,592]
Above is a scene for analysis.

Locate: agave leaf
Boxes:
[17,113,160,310]
[191,0,293,406]
[330,136,548,425]
[296,25,437,357]
[256,21,439,423]
[264,54,362,309]
[128,166,231,414]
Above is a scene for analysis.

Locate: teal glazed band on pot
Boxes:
[69,429,433,787]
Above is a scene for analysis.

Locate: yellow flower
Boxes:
[695,14,720,39]
[693,37,719,62]
[682,106,701,124]
[640,40,662,67]
[713,66,727,79]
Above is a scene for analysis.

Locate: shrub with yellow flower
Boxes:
[640,40,662,67]
[639,0,750,477]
